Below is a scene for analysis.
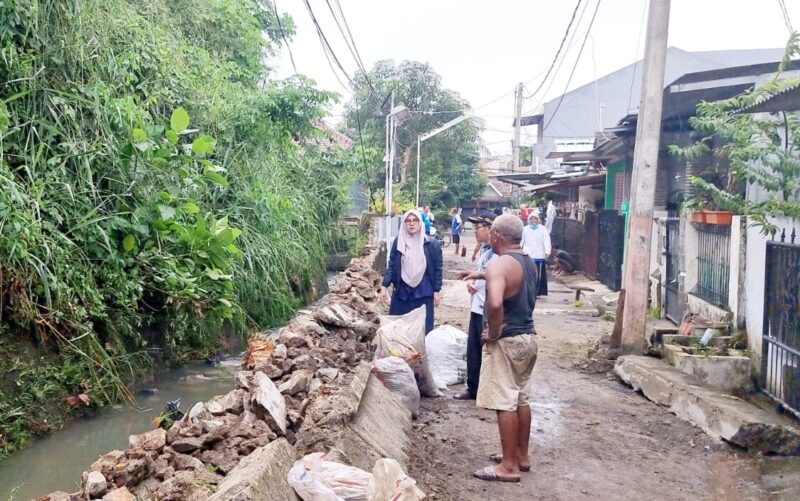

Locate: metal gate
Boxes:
[597,210,625,291]
[581,211,599,280]
[761,229,800,418]
[664,218,684,323]
[550,217,584,263]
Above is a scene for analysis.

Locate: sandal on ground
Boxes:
[453,390,475,400]
[489,454,531,472]
[472,465,521,483]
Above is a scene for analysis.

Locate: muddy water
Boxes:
[0,358,242,500]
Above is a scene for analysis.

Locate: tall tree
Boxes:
[343,60,484,209]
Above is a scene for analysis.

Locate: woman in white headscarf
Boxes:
[380,209,443,333]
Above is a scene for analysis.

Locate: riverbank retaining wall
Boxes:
[42,217,411,501]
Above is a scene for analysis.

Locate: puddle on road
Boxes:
[529,384,566,443]
[0,358,242,500]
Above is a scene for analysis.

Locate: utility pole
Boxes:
[512,83,523,172]
[619,0,671,353]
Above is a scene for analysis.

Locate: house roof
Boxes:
[535,47,786,140]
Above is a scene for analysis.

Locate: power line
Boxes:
[543,0,603,132]
[272,0,298,75]
[302,0,355,89]
[323,0,378,96]
[778,0,794,33]
[524,0,583,99]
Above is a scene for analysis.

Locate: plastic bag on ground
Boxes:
[371,356,421,418]
[288,452,372,501]
[425,325,468,389]
[374,306,442,397]
[366,458,426,501]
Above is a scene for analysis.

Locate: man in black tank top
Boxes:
[462,214,539,483]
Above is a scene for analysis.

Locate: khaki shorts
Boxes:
[476,334,538,412]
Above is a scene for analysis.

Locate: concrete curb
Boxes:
[615,355,800,455]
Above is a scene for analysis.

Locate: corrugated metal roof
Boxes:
[731,80,800,114]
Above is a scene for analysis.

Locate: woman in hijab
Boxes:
[380,209,443,333]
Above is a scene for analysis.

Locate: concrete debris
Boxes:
[85,470,108,498]
[615,356,800,455]
[102,487,135,501]
[128,428,166,452]
[43,241,388,500]
[278,369,313,396]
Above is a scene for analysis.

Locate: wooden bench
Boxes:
[565,284,595,304]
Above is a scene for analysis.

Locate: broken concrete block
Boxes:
[102,487,135,501]
[128,428,166,452]
[208,438,298,501]
[249,371,287,435]
[85,470,108,498]
[317,367,339,383]
[171,436,204,454]
[278,369,313,396]
[615,356,800,455]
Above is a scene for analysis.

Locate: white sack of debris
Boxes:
[374,306,442,397]
[372,356,421,418]
[425,325,468,388]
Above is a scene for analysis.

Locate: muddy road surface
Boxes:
[407,233,766,501]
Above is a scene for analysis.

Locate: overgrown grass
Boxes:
[0,0,352,457]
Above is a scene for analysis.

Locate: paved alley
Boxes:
[406,232,768,501]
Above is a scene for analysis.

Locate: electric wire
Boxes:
[778,0,794,33]
[302,0,355,88]
[543,0,603,132]
[523,0,583,99]
[330,0,378,96]
[323,0,378,96]
[272,0,298,75]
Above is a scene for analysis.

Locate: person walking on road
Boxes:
[380,209,443,334]
[461,214,539,483]
[520,214,551,297]
[419,206,432,235]
[454,213,496,400]
[450,207,463,255]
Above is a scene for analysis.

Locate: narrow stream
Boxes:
[0,358,242,500]
[0,271,340,500]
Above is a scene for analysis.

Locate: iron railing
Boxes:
[761,228,800,418]
[690,223,731,307]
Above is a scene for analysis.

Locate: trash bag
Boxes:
[426,325,468,388]
[287,452,372,501]
[374,306,442,397]
[371,357,421,418]
[366,458,426,501]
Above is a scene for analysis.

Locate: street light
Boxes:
[384,97,411,263]
[415,114,471,206]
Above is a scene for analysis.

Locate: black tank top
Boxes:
[501,252,539,337]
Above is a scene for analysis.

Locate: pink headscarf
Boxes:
[397,210,427,288]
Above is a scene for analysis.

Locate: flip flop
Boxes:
[453,390,475,400]
[472,465,521,483]
[489,454,531,472]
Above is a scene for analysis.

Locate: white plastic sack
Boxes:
[426,325,468,388]
[374,306,442,397]
[288,452,372,501]
[372,356,421,418]
[366,458,426,501]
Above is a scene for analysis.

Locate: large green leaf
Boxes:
[171,107,190,133]
[122,234,136,252]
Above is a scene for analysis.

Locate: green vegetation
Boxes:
[669,32,800,235]
[343,60,484,210]
[0,0,352,457]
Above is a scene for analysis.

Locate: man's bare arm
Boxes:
[484,257,510,341]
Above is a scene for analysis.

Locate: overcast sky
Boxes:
[273,0,799,155]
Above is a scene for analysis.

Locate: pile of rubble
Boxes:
[41,249,386,501]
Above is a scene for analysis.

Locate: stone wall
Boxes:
[42,219,401,501]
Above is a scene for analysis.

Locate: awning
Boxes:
[521,173,606,193]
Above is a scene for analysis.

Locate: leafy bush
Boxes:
[0,0,351,456]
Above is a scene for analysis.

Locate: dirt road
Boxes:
[407,233,766,501]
